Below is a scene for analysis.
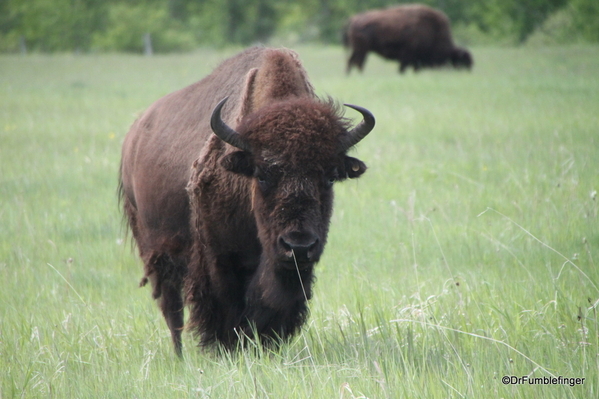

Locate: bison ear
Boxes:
[344,156,367,179]
[221,151,254,176]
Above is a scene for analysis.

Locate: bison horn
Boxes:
[341,104,375,151]
[210,97,251,152]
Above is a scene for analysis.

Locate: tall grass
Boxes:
[1,46,598,398]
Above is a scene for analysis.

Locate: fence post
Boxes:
[19,35,27,54]
[143,32,153,56]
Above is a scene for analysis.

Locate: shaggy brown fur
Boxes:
[119,47,373,355]
[344,4,473,74]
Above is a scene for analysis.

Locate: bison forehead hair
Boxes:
[237,97,351,165]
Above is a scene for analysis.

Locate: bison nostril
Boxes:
[279,233,319,261]
[279,237,292,252]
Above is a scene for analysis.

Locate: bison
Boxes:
[119,47,375,355]
[343,4,473,74]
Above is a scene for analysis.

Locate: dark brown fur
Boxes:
[119,47,371,354]
[344,4,473,74]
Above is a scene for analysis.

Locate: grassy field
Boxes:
[1,45,598,398]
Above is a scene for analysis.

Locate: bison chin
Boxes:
[237,251,315,347]
[248,226,323,312]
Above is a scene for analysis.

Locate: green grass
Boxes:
[1,45,598,398]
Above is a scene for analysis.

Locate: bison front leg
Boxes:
[399,61,409,74]
[159,279,184,356]
[141,252,186,357]
[347,50,368,74]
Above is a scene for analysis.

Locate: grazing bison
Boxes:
[119,47,375,355]
[343,4,473,74]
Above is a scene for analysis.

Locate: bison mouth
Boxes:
[278,259,314,272]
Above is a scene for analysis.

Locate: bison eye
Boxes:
[325,168,339,188]
[257,175,268,186]
[255,169,272,191]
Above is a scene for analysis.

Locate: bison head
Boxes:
[451,47,473,70]
[211,97,374,274]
